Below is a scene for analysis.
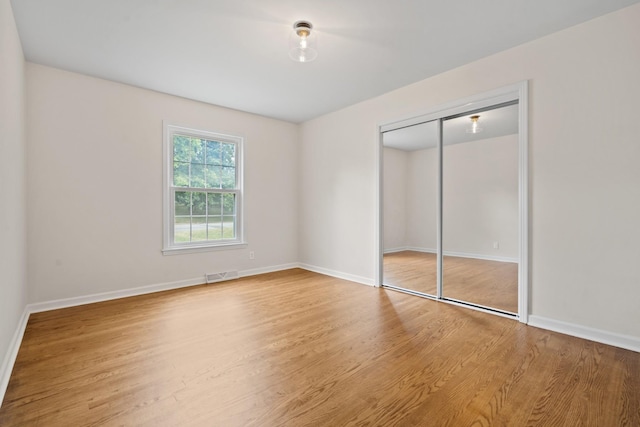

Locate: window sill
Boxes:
[162,242,248,256]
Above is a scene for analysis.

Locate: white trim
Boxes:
[27,277,207,313]
[27,264,301,314]
[528,315,640,354]
[380,82,526,133]
[406,246,436,253]
[383,247,518,263]
[517,81,529,324]
[239,263,300,277]
[436,118,443,298]
[21,263,369,317]
[1,308,30,407]
[162,242,248,255]
[442,251,518,264]
[383,246,414,254]
[298,263,375,287]
[375,126,384,287]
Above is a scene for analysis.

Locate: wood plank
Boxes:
[1,269,638,426]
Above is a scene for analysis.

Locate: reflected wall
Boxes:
[382,121,438,296]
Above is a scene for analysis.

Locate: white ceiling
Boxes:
[383,103,519,151]
[11,0,640,123]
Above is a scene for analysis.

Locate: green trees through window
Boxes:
[164,126,243,251]
[172,135,236,189]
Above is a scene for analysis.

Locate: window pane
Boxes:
[173,162,190,187]
[175,192,191,215]
[222,215,236,238]
[190,164,205,188]
[192,217,207,241]
[173,135,191,162]
[191,138,205,164]
[222,193,235,215]
[192,192,206,215]
[174,216,191,243]
[207,193,222,215]
[207,216,222,239]
[206,140,221,165]
[221,166,236,189]
[221,143,235,166]
[205,165,221,188]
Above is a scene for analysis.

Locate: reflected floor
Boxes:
[383,250,518,313]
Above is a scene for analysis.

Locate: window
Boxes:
[163,124,244,254]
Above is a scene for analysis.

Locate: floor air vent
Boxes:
[205,271,239,284]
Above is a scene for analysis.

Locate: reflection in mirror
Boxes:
[442,103,519,313]
[382,120,438,296]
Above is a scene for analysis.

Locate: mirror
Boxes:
[382,120,439,296]
[441,103,520,313]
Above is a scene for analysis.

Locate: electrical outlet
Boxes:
[249,251,255,259]
[493,241,499,249]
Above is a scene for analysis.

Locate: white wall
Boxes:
[382,147,407,251]
[298,111,377,284]
[443,135,519,259]
[26,64,299,302]
[299,4,640,338]
[0,0,27,390]
[405,148,438,253]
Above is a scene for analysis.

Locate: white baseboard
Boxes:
[25,263,371,316]
[298,263,375,287]
[239,263,300,278]
[528,315,640,353]
[383,246,412,254]
[384,246,436,254]
[406,246,436,253]
[1,308,30,407]
[386,246,518,263]
[27,277,207,314]
[28,264,304,314]
[443,250,518,263]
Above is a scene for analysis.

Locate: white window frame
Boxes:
[162,122,246,255]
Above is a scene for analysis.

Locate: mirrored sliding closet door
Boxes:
[382,120,439,297]
[379,82,528,320]
[441,103,520,314]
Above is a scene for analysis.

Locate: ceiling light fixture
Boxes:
[466,115,483,134]
[289,20,318,63]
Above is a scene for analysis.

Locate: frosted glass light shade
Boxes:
[289,21,318,63]
[466,115,483,134]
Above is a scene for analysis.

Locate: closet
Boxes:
[378,83,528,319]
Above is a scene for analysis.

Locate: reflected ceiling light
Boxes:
[466,115,483,134]
[289,20,318,63]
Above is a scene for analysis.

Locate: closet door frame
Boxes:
[376,81,529,323]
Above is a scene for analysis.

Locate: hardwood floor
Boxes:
[1,269,638,426]
[384,251,518,313]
